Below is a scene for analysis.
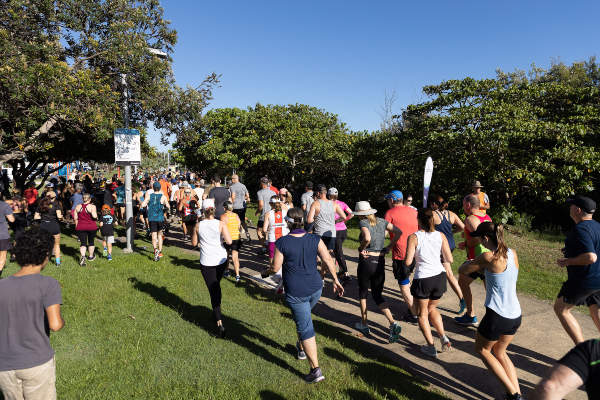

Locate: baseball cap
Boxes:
[202,199,215,210]
[328,187,338,195]
[171,178,177,184]
[152,182,161,190]
[260,177,269,184]
[566,196,596,214]
[45,182,54,188]
[102,205,111,211]
[305,181,313,189]
[384,190,403,201]
[315,184,327,192]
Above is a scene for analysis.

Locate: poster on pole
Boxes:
[423,157,434,208]
[114,128,141,166]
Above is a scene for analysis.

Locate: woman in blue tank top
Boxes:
[458,222,523,400]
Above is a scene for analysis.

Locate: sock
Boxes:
[310,367,319,374]
[104,247,107,251]
[56,257,60,263]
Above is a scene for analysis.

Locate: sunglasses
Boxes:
[433,200,444,205]
[405,199,413,203]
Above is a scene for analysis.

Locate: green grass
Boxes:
[0,223,446,399]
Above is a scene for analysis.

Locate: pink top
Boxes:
[76,203,98,231]
[334,200,351,231]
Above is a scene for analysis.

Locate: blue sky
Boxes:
[150,0,600,152]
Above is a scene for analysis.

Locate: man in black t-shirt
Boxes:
[208,174,231,220]
[531,339,600,399]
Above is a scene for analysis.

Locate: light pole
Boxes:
[122,47,168,253]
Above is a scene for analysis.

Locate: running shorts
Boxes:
[149,220,165,233]
[115,203,125,208]
[233,208,246,222]
[410,272,447,300]
[319,236,335,251]
[477,307,522,341]
[0,239,12,252]
[462,260,485,280]
[557,282,600,307]
[257,220,265,229]
[393,258,416,282]
[225,239,242,252]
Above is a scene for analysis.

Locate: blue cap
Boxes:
[384,190,403,201]
[153,182,161,190]
[171,178,177,183]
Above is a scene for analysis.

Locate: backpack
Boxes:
[182,197,198,222]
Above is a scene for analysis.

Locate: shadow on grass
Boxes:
[259,390,287,400]
[128,277,305,378]
[169,255,200,270]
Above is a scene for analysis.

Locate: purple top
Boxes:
[290,229,306,234]
[334,200,351,231]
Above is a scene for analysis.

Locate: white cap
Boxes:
[202,199,215,210]
[269,197,281,203]
[328,187,338,195]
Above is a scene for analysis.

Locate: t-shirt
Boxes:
[269,186,279,195]
[114,186,125,204]
[558,338,600,399]
[334,200,351,231]
[147,193,165,222]
[229,182,248,210]
[100,189,114,208]
[257,188,273,221]
[159,181,170,199]
[24,188,39,206]
[203,185,215,197]
[100,214,115,237]
[0,201,13,240]
[301,191,314,219]
[565,219,600,289]
[359,218,388,252]
[71,192,83,209]
[209,187,231,219]
[384,205,418,260]
[193,187,203,200]
[0,274,62,371]
[472,192,490,215]
[276,233,324,297]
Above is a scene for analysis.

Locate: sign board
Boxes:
[423,157,434,208]
[114,128,141,166]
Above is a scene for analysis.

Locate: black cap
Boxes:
[566,196,596,214]
[315,184,327,192]
[305,181,313,189]
[260,177,269,184]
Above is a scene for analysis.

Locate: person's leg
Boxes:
[182,222,187,236]
[492,335,520,395]
[0,369,26,400]
[444,262,463,300]
[87,231,95,256]
[458,274,476,317]
[232,250,240,277]
[416,298,434,345]
[107,242,112,255]
[157,226,164,252]
[400,284,415,315]
[334,230,348,275]
[589,303,600,334]
[257,222,266,249]
[54,234,61,259]
[427,299,445,338]
[554,296,584,344]
[77,231,87,257]
[0,250,6,274]
[357,256,371,325]
[151,231,158,250]
[18,356,57,400]
[301,336,319,370]
[371,256,394,325]
[475,332,519,395]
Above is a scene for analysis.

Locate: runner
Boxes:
[34,193,62,266]
[301,181,314,232]
[113,181,126,225]
[159,177,171,234]
[169,178,179,219]
[554,196,600,344]
[23,181,38,227]
[6,188,28,258]
[268,178,279,194]
[383,190,419,325]
[430,194,467,313]
[0,197,14,277]
[99,205,115,261]
[221,201,242,283]
[352,201,403,343]
[140,182,168,261]
[405,208,453,358]
[263,196,289,292]
[279,187,293,208]
[178,187,198,241]
[329,188,354,284]
[191,199,233,338]
[208,174,231,220]
[471,181,490,214]
[255,177,273,256]
[73,193,98,267]
[264,207,344,383]
[136,184,149,234]
[458,221,523,400]
[229,175,251,242]
[455,195,492,326]
[307,184,347,279]
[404,194,417,210]
[202,177,215,200]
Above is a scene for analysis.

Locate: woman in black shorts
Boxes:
[404,208,453,358]
[34,192,63,265]
[352,201,403,343]
[458,222,523,400]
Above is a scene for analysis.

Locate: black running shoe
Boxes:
[305,367,324,384]
[402,314,419,326]
[218,325,226,339]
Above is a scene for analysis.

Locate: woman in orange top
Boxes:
[221,201,242,283]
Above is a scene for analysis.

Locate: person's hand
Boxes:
[381,246,390,255]
[560,247,566,254]
[557,258,569,268]
[261,268,270,278]
[458,241,466,250]
[333,280,344,297]
[359,249,369,257]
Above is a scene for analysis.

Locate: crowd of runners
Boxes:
[0,170,599,400]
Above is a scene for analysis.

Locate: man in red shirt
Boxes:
[384,190,419,324]
[23,181,39,227]
[268,178,279,195]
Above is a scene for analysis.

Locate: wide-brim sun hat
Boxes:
[352,201,377,216]
[471,181,484,188]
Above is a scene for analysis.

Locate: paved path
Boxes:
[163,222,594,400]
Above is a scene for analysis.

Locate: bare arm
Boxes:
[440,234,453,264]
[358,226,371,252]
[263,213,270,234]
[230,192,236,204]
[271,247,284,273]
[307,201,319,224]
[458,252,493,275]
[450,211,465,233]
[530,364,584,400]
[6,214,14,223]
[463,216,481,247]
[255,200,264,216]
[383,223,402,253]
[404,234,418,266]
[557,252,597,268]
[46,304,65,332]
[89,205,97,220]
[333,203,347,221]
[191,223,200,247]
[220,220,232,245]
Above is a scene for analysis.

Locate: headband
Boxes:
[269,198,282,203]
[284,216,303,223]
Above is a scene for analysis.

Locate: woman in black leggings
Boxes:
[329,188,354,284]
[352,201,403,343]
[74,193,98,266]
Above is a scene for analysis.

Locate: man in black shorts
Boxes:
[531,338,600,399]
[554,196,600,345]
[229,175,250,241]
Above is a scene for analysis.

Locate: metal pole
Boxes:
[167,152,170,173]
[122,73,133,253]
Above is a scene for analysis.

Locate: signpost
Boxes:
[114,127,140,253]
[423,157,434,208]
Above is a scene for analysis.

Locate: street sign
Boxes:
[114,128,141,166]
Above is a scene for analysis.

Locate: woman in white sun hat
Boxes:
[353,201,404,344]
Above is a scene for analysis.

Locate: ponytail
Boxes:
[491,223,508,262]
[417,208,435,232]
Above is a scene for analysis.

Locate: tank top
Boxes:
[76,203,97,231]
[181,196,198,222]
[313,199,336,238]
[465,214,492,259]
[147,193,165,222]
[225,211,240,240]
[434,210,455,250]
[198,219,227,266]
[9,197,24,213]
[484,249,521,319]
[268,209,289,243]
[413,231,445,279]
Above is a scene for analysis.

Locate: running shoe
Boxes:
[235,275,241,284]
[79,256,86,267]
[259,248,268,256]
[305,367,324,384]
[223,270,230,278]
[183,234,188,241]
[402,314,419,326]
[296,341,307,360]
[247,220,253,228]
[355,322,370,335]
[458,298,467,315]
[159,252,164,259]
[107,255,112,261]
[276,282,284,294]
[440,335,451,352]
[154,249,160,262]
[218,325,226,339]
[388,322,402,344]
[246,232,251,242]
[455,314,479,327]
[88,255,96,262]
[421,345,438,358]
[102,248,108,257]
[498,393,525,400]
[339,275,353,285]
[55,259,61,266]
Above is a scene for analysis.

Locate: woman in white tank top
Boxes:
[262,196,289,290]
[404,208,453,358]
[192,199,232,338]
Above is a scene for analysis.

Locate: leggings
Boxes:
[334,229,348,274]
[357,254,386,306]
[200,261,228,321]
[76,229,97,247]
[10,213,27,241]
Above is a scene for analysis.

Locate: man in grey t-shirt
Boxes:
[229,175,250,241]
[0,200,14,278]
[301,181,314,232]
[255,177,273,255]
